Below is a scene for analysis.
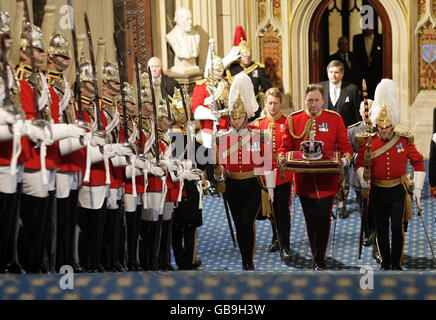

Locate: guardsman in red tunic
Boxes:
[215,78,267,270]
[356,79,425,271]
[254,87,293,260]
[44,32,87,273]
[0,11,27,274]
[278,84,353,270]
[76,60,110,273]
[100,60,127,272]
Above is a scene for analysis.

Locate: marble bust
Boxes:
[165,7,200,75]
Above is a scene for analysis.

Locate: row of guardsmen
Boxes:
[0,9,206,274]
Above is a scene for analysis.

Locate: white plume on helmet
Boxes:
[228,72,259,119]
[369,78,400,128]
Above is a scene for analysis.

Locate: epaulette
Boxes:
[254,61,265,68]
[196,79,208,86]
[347,121,362,129]
[395,129,414,146]
[354,131,376,147]
[324,109,340,116]
[289,109,304,118]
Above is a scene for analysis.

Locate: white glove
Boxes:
[88,145,105,164]
[162,159,179,172]
[22,120,49,143]
[222,46,241,69]
[413,171,426,208]
[150,164,165,177]
[433,133,436,144]
[182,169,202,181]
[341,157,349,168]
[267,188,274,202]
[51,123,88,141]
[103,144,116,159]
[0,107,18,126]
[112,143,134,157]
[356,167,370,189]
[134,157,150,170]
[193,105,214,121]
[0,124,13,142]
[90,133,106,147]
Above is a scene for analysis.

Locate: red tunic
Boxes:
[254,112,293,185]
[191,80,229,135]
[121,116,145,195]
[102,97,125,189]
[19,74,62,170]
[59,100,89,172]
[217,127,266,174]
[80,100,109,187]
[356,132,425,180]
[278,109,353,199]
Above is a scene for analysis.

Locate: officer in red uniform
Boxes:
[278,84,353,270]
[215,93,266,270]
[254,87,293,260]
[356,79,425,271]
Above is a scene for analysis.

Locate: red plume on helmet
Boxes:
[233,25,247,46]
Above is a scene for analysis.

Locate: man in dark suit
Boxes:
[328,36,361,88]
[318,60,362,129]
[147,57,181,101]
[352,28,383,99]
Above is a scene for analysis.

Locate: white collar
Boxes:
[330,82,341,89]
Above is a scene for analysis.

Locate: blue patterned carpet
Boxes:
[0,162,435,301]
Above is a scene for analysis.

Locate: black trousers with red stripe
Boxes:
[299,195,334,268]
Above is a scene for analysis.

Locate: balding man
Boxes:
[147,57,180,105]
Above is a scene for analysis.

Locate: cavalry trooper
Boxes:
[0,10,27,274]
[356,79,425,271]
[214,73,266,271]
[43,31,85,273]
[191,39,233,195]
[254,87,293,261]
[226,26,272,106]
[99,60,127,272]
[76,59,110,273]
[170,88,205,270]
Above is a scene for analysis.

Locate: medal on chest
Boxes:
[396,143,404,153]
[318,122,329,132]
[247,141,261,152]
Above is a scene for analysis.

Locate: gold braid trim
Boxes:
[288,115,313,140]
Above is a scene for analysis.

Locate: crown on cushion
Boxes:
[300,140,324,160]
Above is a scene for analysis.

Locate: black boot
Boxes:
[158,218,174,271]
[149,217,163,271]
[139,220,153,271]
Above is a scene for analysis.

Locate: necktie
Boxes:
[331,86,339,106]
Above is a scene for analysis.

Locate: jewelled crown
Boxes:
[300,140,324,160]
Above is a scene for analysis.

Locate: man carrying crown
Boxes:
[226,26,272,104]
[278,84,353,270]
[355,79,425,271]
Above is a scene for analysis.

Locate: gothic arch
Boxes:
[290,0,409,125]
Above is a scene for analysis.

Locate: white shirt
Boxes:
[329,82,341,106]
